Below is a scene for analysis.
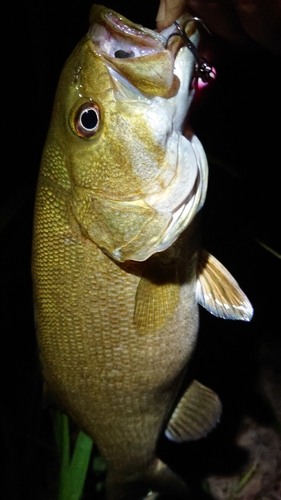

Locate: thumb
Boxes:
[156,0,187,30]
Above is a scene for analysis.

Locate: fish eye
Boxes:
[74,102,100,138]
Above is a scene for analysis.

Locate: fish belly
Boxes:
[32,179,198,475]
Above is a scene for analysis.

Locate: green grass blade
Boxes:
[255,238,281,259]
[56,413,71,500]
[66,429,93,500]
[52,410,70,467]
[53,411,93,500]
[226,464,257,500]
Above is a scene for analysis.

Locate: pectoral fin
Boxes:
[165,380,222,442]
[196,249,253,321]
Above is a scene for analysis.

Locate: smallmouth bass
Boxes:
[32,5,253,499]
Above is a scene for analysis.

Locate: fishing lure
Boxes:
[166,18,216,83]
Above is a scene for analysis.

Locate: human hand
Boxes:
[156,0,281,53]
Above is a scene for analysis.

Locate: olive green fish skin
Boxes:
[33,174,199,474]
[32,4,207,497]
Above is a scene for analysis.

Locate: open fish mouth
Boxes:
[89,8,167,58]
[88,4,197,98]
[76,6,207,262]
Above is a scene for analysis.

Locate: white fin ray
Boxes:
[196,249,253,321]
[166,380,222,442]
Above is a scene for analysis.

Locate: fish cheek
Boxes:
[71,190,152,253]
[67,110,141,194]
[66,81,168,194]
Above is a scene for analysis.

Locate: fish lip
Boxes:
[102,9,198,58]
[88,5,166,58]
[104,11,165,47]
[88,6,198,99]
[88,5,195,60]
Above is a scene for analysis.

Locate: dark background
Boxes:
[2,1,280,499]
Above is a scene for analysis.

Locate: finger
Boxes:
[234,0,281,53]
[156,0,187,30]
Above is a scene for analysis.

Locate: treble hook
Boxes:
[165,19,216,83]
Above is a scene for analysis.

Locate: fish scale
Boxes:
[35,189,198,473]
[32,5,253,498]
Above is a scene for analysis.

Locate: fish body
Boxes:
[32,5,253,499]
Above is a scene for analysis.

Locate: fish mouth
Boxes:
[88,4,197,97]
[89,6,167,57]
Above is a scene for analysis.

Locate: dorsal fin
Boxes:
[165,380,222,442]
[134,260,179,336]
[196,249,253,321]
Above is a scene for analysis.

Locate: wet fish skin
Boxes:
[32,5,253,499]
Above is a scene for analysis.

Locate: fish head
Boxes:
[46,4,208,262]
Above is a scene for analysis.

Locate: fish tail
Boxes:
[106,459,190,500]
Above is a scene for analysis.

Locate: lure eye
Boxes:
[74,102,100,138]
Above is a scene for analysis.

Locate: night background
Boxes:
[2,1,280,499]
